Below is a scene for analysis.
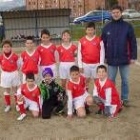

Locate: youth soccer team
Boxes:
[0,22,122,121]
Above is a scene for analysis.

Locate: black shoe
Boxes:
[123,100,130,107]
[95,109,103,115]
[85,106,91,114]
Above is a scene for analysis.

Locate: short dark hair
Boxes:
[70,65,79,73]
[25,36,34,42]
[62,30,71,36]
[97,65,107,72]
[86,22,95,29]
[2,39,12,47]
[41,29,50,37]
[26,73,35,81]
[111,5,123,12]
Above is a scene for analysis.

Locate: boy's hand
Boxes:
[67,114,73,120]
[17,95,24,102]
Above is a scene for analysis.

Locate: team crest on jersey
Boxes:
[10,60,14,63]
[92,42,97,46]
[83,41,86,44]
[50,49,54,53]
[61,49,63,53]
[33,58,36,61]
[73,86,77,90]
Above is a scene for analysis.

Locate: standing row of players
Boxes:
[0,22,122,120]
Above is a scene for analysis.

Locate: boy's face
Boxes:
[86,27,95,37]
[41,34,50,44]
[3,43,12,53]
[62,32,71,42]
[25,40,34,50]
[111,9,122,21]
[26,78,35,88]
[44,74,52,83]
[70,71,80,82]
[97,68,107,81]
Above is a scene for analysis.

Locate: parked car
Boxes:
[73,10,112,24]
[122,9,140,18]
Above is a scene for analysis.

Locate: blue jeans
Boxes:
[108,65,129,101]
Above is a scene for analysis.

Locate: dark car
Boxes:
[73,10,112,24]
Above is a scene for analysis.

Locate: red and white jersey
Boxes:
[21,50,40,74]
[19,83,40,103]
[80,36,101,64]
[67,75,86,98]
[94,78,121,106]
[57,44,77,62]
[0,52,18,72]
[37,44,56,66]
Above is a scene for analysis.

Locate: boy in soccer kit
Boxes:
[93,65,122,118]
[78,22,105,89]
[57,30,77,89]
[37,29,57,78]
[0,40,20,112]
[20,36,40,83]
[66,65,93,119]
[40,67,66,119]
[16,73,41,121]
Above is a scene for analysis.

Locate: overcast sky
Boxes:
[0,0,13,2]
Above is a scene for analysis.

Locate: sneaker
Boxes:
[17,113,26,121]
[4,106,11,112]
[16,105,20,112]
[123,100,130,107]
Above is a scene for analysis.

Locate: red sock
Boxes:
[18,103,26,114]
[4,95,11,106]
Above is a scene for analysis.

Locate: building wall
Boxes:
[26,0,134,17]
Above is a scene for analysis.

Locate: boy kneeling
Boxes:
[40,68,66,119]
[17,73,41,121]
[93,65,122,118]
[67,65,93,119]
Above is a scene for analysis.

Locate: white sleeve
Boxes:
[105,88,112,106]
[100,40,105,64]
[93,84,99,97]
[77,42,83,68]
[67,90,73,115]
[17,87,22,96]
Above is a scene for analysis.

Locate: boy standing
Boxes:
[66,65,93,119]
[17,73,41,121]
[78,22,105,89]
[57,30,77,89]
[20,36,40,83]
[37,29,57,77]
[93,65,122,118]
[0,40,20,112]
[40,67,66,119]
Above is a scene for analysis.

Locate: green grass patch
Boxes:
[71,20,140,40]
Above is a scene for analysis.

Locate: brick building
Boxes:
[25,0,135,17]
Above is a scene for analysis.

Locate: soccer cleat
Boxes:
[4,106,11,113]
[17,113,27,121]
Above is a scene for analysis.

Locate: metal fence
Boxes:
[0,9,71,47]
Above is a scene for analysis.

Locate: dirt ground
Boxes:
[0,44,140,140]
